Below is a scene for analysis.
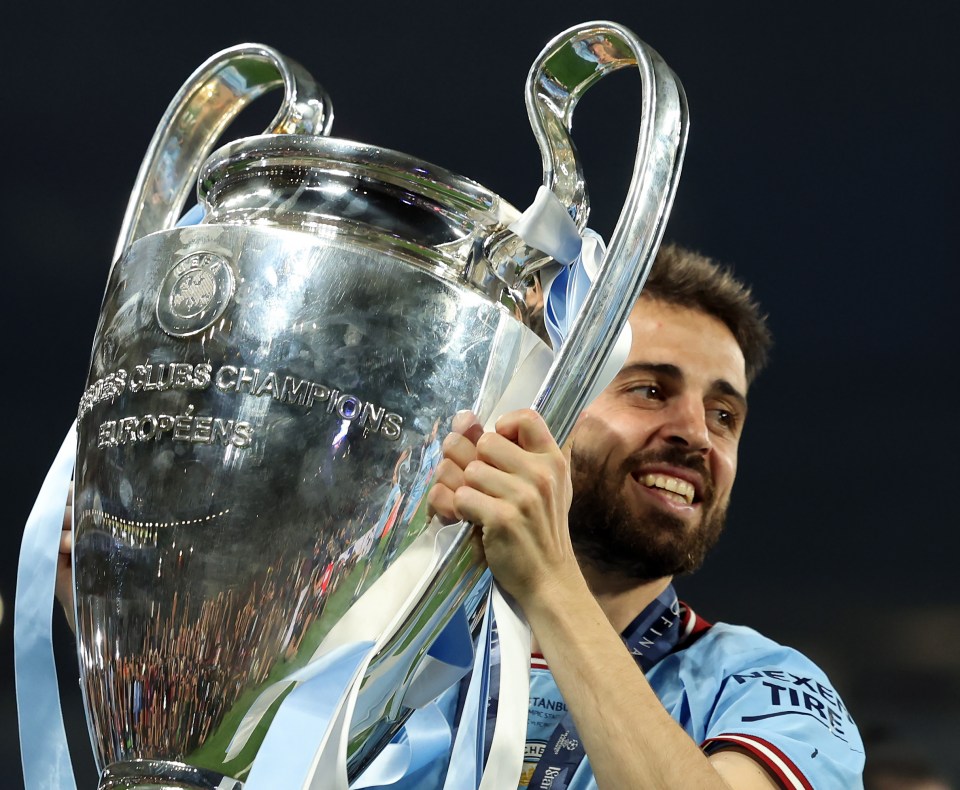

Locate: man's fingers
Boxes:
[453,485,511,532]
[428,415,484,524]
[451,409,480,433]
[462,422,484,446]
[472,412,563,481]
[494,409,557,454]
[59,529,73,555]
[462,450,526,502]
[426,485,461,524]
[441,432,481,471]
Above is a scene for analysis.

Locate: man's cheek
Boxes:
[573,411,626,444]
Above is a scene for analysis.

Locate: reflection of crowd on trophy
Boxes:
[80,537,350,762]
[78,429,443,765]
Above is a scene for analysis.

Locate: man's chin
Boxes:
[568,446,727,580]
[569,495,726,580]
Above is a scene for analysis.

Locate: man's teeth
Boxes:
[640,474,695,505]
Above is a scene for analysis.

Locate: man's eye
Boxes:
[710,408,738,432]
[630,385,663,400]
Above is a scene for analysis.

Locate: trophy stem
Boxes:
[99,760,243,790]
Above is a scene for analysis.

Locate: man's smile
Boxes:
[626,463,706,515]
[637,473,696,505]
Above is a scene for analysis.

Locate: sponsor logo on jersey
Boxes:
[730,668,855,741]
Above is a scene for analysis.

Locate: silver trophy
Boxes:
[73,22,687,788]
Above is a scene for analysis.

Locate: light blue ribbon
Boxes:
[400,605,474,710]
[14,208,204,790]
[176,203,205,226]
[245,640,376,789]
[441,586,494,790]
[510,186,630,405]
[15,422,78,790]
[352,702,452,788]
[508,185,607,351]
[425,605,473,670]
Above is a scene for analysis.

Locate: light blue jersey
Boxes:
[520,603,864,789]
[361,598,864,789]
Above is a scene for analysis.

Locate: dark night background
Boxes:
[2,1,957,786]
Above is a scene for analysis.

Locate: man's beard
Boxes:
[567,445,728,582]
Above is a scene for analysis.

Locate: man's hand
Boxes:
[429,408,582,609]
[55,482,75,626]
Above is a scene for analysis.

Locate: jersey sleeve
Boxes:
[688,625,865,789]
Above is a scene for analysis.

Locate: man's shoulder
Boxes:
[660,617,856,730]
[679,619,820,676]
[662,618,865,787]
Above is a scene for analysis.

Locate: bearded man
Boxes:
[55,245,865,789]
[426,244,865,789]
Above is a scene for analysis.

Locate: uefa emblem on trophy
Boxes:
[18,20,687,789]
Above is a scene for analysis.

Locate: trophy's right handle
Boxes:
[525,22,690,444]
[113,44,333,261]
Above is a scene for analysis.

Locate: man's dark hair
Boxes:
[643,243,773,385]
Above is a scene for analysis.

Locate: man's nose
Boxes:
[659,395,711,453]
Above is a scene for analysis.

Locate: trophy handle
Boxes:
[525,21,690,443]
[113,43,333,261]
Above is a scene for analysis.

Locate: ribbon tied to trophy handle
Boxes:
[489,19,689,450]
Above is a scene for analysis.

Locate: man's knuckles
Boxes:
[433,457,465,488]
[441,433,478,466]
[474,430,504,460]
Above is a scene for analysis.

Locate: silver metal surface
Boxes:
[99,759,242,789]
[196,133,530,305]
[73,22,688,788]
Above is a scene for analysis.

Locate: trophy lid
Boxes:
[198,134,539,304]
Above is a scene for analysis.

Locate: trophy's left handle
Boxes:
[113,43,333,261]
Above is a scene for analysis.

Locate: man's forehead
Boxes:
[626,299,748,392]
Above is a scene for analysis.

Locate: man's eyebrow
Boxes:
[618,362,748,409]
[618,362,683,380]
[713,379,748,411]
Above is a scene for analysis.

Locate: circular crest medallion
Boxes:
[156,252,235,337]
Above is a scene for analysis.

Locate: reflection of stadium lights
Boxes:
[320,181,351,198]
[332,419,350,448]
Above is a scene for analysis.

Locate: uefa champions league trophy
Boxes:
[68,22,687,789]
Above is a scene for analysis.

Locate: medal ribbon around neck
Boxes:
[525,585,682,790]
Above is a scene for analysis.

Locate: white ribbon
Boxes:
[509,185,632,404]
[478,585,531,789]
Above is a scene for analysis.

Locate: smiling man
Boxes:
[428,244,865,789]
